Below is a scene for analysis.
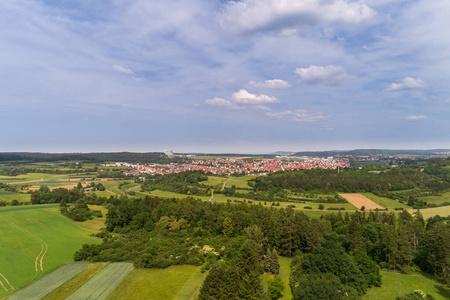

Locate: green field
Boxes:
[226,178,252,189]
[44,263,109,300]
[0,206,100,298]
[361,193,409,209]
[0,193,30,203]
[262,256,292,300]
[419,191,450,205]
[107,265,199,300]
[8,263,92,300]
[415,206,450,219]
[201,176,228,188]
[364,270,450,300]
[66,263,133,300]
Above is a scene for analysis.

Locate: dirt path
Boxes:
[339,193,384,210]
[222,179,230,191]
[208,190,214,202]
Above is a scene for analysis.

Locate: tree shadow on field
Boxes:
[434,284,450,299]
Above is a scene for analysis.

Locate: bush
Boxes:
[304,206,312,210]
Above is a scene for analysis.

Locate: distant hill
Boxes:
[292,149,450,157]
[0,152,179,164]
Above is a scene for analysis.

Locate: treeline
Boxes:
[74,197,449,297]
[0,152,186,164]
[141,171,210,196]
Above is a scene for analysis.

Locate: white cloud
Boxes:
[385,77,426,92]
[113,65,134,75]
[445,98,450,103]
[204,97,243,110]
[132,77,145,82]
[406,115,426,120]
[219,0,376,34]
[231,89,279,104]
[266,110,326,122]
[248,79,291,89]
[205,97,233,106]
[295,65,350,84]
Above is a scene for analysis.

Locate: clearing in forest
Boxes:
[339,193,384,210]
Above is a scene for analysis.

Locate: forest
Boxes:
[73,196,449,299]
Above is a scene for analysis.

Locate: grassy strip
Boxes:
[364,270,450,300]
[8,263,92,300]
[107,265,198,300]
[361,193,409,209]
[66,263,133,300]
[43,263,108,300]
[262,257,292,300]
[173,266,207,300]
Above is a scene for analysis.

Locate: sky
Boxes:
[1,0,449,153]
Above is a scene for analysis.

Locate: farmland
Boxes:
[8,263,91,300]
[0,206,100,298]
[66,263,133,300]
[107,265,200,300]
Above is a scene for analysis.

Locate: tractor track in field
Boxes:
[0,272,14,291]
[7,220,48,281]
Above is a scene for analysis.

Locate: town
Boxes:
[104,157,351,176]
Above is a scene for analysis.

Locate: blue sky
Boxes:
[1,0,449,153]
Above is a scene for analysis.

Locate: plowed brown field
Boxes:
[339,193,384,210]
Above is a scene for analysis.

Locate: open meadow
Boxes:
[364,270,450,300]
[0,206,100,298]
[106,265,201,300]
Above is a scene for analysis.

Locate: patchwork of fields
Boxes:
[0,206,99,298]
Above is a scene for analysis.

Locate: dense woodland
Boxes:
[73,196,449,299]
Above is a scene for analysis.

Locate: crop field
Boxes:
[0,206,100,297]
[66,263,133,300]
[416,205,450,219]
[0,193,30,203]
[364,270,450,300]
[419,191,450,205]
[262,257,292,300]
[340,194,384,210]
[107,265,199,300]
[43,263,108,300]
[361,193,409,209]
[8,263,92,300]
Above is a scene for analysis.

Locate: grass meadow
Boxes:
[361,193,409,209]
[107,265,200,300]
[0,206,100,298]
[419,191,450,205]
[417,206,450,219]
[364,270,450,300]
[262,257,292,300]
